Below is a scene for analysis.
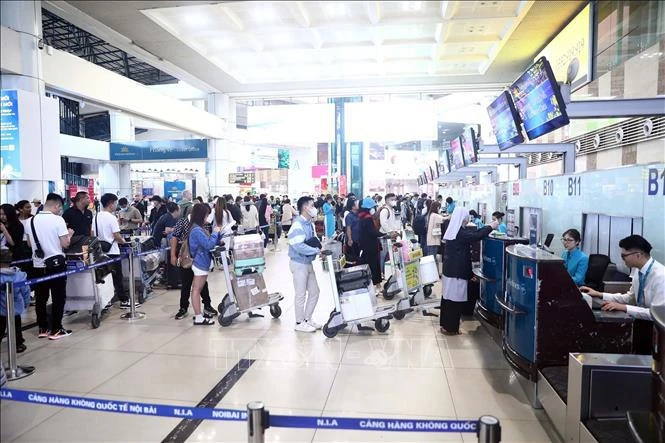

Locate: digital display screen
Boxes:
[450,137,465,171]
[429,166,434,181]
[509,57,569,140]
[434,161,440,178]
[487,91,525,150]
[460,126,478,166]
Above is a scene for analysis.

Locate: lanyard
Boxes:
[637,260,655,306]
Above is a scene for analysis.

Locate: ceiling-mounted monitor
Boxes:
[434,161,440,178]
[509,56,569,140]
[487,91,525,150]
[449,137,465,171]
[460,125,479,166]
[429,166,435,181]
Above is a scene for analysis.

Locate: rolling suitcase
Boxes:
[335,264,371,293]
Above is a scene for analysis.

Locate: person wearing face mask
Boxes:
[358,198,385,291]
[288,196,323,333]
[322,194,336,239]
[560,229,589,286]
[377,193,402,277]
[117,198,143,232]
[240,196,260,234]
[148,196,167,231]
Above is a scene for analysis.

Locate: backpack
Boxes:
[177,224,194,269]
[372,206,390,231]
[413,214,427,236]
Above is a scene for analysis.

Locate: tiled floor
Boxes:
[1,240,558,442]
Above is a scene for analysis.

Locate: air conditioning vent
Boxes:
[528,116,665,166]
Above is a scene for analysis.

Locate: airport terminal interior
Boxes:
[1,1,665,442]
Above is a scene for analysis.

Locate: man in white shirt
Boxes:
[581,235,665,320]
[25,193,74,340]
[93,193,135,309]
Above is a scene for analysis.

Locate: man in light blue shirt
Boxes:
[288,196,322,333]
[445,197,456,215]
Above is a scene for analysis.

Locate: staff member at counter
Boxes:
[581,235,664,320]
[491,211,507,234]
[468,210,484,228]
[561,229,589,286]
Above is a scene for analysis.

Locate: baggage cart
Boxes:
[121,237,160,303]
[321,252,395,338]
[64,259,115,328]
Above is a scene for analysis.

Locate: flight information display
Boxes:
[460,126,478,166]
[509,57,569,140]
[450,137,465,171]
[487,91,525,150]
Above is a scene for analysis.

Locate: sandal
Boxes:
[193,317,215,326]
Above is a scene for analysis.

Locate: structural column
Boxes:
[100,111,133,198]
[207,93,238,197]
[1,0,60,204]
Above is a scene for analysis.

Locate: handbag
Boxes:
[30,216,66,270]
[429,215,442,237]
[95,215,114,253]
[177,224,194,269]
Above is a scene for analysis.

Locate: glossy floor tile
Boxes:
[1,245,556,442]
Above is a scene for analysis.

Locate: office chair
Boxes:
[584,254,611,291]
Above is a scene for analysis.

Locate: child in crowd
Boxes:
[0,249,32,353]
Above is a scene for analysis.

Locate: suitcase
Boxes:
[65,236,104,264]
[335,264,371,293]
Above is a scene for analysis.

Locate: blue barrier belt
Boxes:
[0,388,478,433]
[9,258,33,266]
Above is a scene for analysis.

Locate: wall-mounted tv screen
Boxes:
[434,161,440,178]
[429,166,435,181]
[487,91,524,150]
[417,176,422,186]
[450,137,465,171]
[460,125,479,166]
[509,56,569,140]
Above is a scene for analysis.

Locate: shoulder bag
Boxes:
[177,223,194,269]
[95,214,114,253]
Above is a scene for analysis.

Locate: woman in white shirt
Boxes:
[213,197,236,231]
[425,201,445,270]
[280,199,298,235]
[240,197,259,233]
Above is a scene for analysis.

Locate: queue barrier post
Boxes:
[120,245,145,321]
[477,415,501,443]
[3,282,35,381]
[247,401,268,443]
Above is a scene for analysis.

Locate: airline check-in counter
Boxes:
[473,234,528,331]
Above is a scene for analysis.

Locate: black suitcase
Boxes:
[335,264,371,292]
[65,236,104,262]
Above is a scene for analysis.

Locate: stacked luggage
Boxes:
[233,234,265,275]
[334,264,377,321]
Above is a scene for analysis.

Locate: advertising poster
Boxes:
[88,179,95,201]
[277,148,289,169]
[369,143,385,160]
[109,139,208,161]
[506,209,516,238]
[1,90,21,179]
[317,143,328,165]
[339,175,347,196]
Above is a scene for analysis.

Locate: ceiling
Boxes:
[51,0,586,96]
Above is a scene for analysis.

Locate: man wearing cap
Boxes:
[32,198,43,215]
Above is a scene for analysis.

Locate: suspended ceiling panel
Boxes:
[142,1,534,84]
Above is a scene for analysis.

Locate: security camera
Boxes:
[643,119,653,137]
[615,128,624,144]
[575,141,582,153]
[37,38,44,50]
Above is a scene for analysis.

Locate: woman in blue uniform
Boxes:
[491,211,507,234]
[468,210,484,228]
[561,228,589,286]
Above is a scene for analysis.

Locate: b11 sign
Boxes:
[1,90,21,179]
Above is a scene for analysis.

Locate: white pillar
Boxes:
[207,93,238,197]
[97,111,134,198]
[1,1,60,204]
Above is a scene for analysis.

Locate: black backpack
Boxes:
[413,214,427,236]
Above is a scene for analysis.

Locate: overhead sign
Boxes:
[109,139,208,161]
[536,4,591,90]
[228,172,255,184]
[1,90,21,179]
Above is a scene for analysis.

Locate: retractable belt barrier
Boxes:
[0,388,502,442]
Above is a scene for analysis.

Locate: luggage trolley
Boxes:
[382,238,440,320]
[64,258,115,329]
[121,237,161,303]
[214,234,284,327]
[321,251,395,338]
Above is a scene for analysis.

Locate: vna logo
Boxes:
[120,147,129,153]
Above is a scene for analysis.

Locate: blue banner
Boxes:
[0,388,480,433]
[110,139,208,161]
[1,90,21,179]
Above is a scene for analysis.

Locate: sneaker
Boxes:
[48,328,72,340]
[175,308,188,320]
[294,322,316,333]
[203,305,218,317]
[38,329,49,338]
[120,300,142,309]
[306,320,322,330]
[193,316,215,326]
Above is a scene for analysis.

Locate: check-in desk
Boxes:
[473,235,528,330]
[501,244,636,383]
[627,305,665,443]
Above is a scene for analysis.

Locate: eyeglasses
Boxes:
[620,251,640,260]
[561,238,576,243]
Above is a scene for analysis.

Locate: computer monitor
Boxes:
[487,91,524,150]
[450,137,464,171]
[460,125,479,166]
[543,233,554,248]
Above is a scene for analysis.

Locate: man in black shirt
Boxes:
[131,194,146,219]
[62,191,93,236]
[226,195,242,225]
[148,196,167,229]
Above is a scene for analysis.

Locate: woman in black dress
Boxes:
[356,198,384,291]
